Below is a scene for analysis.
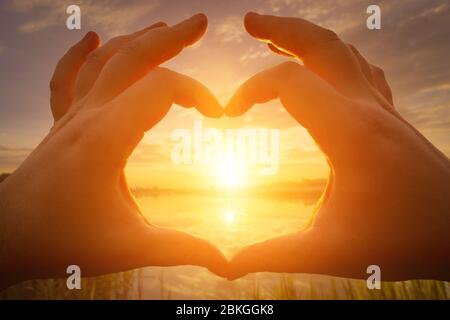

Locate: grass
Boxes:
[267,275,449,300]
[3,270,447,300]
[0,271,136,300]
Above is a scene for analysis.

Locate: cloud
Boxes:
[0,145,33,169]
[401,103,450,135]
[419,83,450,94]
[267,0,296,13]
[262,0,403,34]
[0,145,31,151]
[239,46,271,62]
[215,15,244,43]
[9,0,160,35]
[397,1,449,27]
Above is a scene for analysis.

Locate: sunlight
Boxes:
[216,157,245,187]
[224,210,235,224]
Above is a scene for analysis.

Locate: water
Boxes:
[119,194,449,300]
[132,194,315,299]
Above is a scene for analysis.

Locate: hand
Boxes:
[0,14,226,290]
[226,13,450,281]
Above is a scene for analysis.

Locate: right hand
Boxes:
[226,13,450,281]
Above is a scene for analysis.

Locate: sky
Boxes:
[0,0,449,188]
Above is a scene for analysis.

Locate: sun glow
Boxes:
[216,157,245,187]
[224,210,235,224]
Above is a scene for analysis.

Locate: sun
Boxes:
[216,157,245,187]
[224,210,235,224]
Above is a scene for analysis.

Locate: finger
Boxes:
[130,227,229,278]
[267,43,295,57]
[347,44,394,106]
[370,65,394,106]
[228,231,318,280]
[347,44,375,86]
[50,31,99,121]
[171,72,224,118]
[116,67,223,122]
[87,13,208,107]
[225,62,352,151]
[244,12,371,98]
[101,68,223,158]
[74,22,167,101]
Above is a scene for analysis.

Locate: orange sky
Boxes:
[0,0,449,188]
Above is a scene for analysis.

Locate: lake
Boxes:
[133,194,314,299]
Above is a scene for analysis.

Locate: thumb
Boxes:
[228,230,320,280]
[225,62,355,157]
[138,227,229,278]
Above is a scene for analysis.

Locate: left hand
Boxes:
[0,14,227,290]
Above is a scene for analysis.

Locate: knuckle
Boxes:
[372,66,385,78]
[167,25,183,40]
[106,35,131,51]
[117,39,144,59]
[162,27,183,54]
[347,43,357,53]
[308,28,340,52]
[109,35,129,46]
[117,27,176,63]
[321,28,339,42]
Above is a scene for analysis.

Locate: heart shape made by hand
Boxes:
[3,11,448,292]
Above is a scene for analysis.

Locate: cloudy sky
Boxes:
[0,0,449,188]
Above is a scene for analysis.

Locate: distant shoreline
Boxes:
[130,179,326,204]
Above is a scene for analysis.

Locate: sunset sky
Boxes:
[0,0,449,188]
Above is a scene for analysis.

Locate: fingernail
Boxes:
[190,12,207,21]
[153,21,167,27]
[246,11,259,17]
